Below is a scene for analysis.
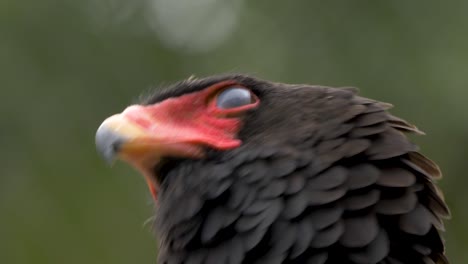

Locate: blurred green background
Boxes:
[1,0,467,263]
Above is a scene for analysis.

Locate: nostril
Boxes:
[95,124,128,164]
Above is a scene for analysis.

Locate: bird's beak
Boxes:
[95,107,205,165]
[95,105,206,198]
[95,114,148,165]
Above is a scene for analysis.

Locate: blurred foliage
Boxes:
[1,0,467,263]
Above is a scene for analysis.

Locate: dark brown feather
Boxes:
[348,230,390,263]
[377,167,417,187]
[340,214,379,247]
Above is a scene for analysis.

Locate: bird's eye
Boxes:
[216,87,253,109]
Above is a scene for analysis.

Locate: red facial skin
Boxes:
[107,81,259,199]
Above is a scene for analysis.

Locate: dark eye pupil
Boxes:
[216,87,252,109]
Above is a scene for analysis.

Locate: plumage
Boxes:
[346,163,380,190]
[95,74,450,263]
[311,220,345,249]
[376,189,418,215]
[308,166,348,190]
[340,214,379,248]
[343,189,381,210]
[291,219,316,257]
[377,168,417,187]
[348,230,390,263]
[308,205,344,229]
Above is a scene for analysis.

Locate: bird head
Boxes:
[95,75,332,199]
[96,76,260,198]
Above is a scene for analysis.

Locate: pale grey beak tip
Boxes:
[95,124,126,165]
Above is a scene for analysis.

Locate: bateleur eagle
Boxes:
[95,74,450,264]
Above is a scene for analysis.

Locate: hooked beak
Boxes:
[95,105,206,198]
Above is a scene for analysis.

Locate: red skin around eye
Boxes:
[122,80,259,151]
